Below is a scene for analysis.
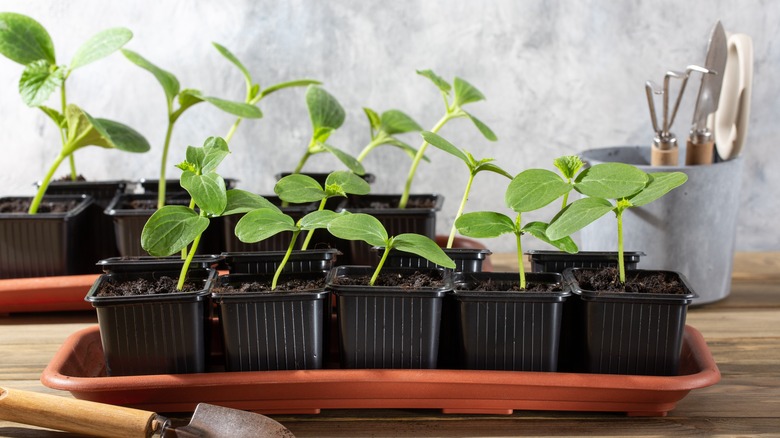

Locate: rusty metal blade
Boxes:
[691,21,728,130]
[164,403,295,438]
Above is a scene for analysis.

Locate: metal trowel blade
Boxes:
[164,403,295,438]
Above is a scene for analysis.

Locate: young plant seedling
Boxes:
[234,171,369,290]
[545,163,688,283]
[211,42,320,143]
[0,13,149,212]
[421,131,513,248]
[121,48,263,208]
[553,155,585,208]
[141,136,274,290]
[356,107,424,162]
[398,70,498,208]
[291,85,365,176]
[454,169,579,289]
[327,213,455,286]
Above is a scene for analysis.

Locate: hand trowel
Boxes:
[0,386,294,437]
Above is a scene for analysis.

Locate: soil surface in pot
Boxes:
[55,174,87,181]
[0,198,78,213]
[332,271,444,288]
[214,277,326,293]
[457,279,562,292]
[349,197,436,209]
[96,276,201,297]
[575,267,687,294]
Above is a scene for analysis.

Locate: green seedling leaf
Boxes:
[381,110,423,135]
[0,13,55,65]
[628,172,688,207]
[417,69,451,94]
[19,59,64,107]
[307,85,345,137]
[325,170,371,197]
[422,131,469,163]
[545,197,614,241]
[90,117,151,153]
[299,209,342,230]
[141,205,209,256]
[321,144,366,175]
[259,79,321,99]
[64,105,150,153]
[477,162,514,179]
[275,174,326,203]
[327,213,388,247]
[554,155,584,180]
[575,163,648,199]
[455,211,515,238]
[185,145,206,170]
[212,42,251,86]
[235,208,297,243]
[464,111,498,141]
[121,49,180,104]
[201,136,230,173]
[393,233,456,269]
[521,221,578,254]
[201,95,263,118]
[453,77,485,106]
[364,107,381,131]
[181,172,227,216]
[384,138,431,162]
[506,169,571,213]
[223,189,280,215]
[39,105,63,127]
[70,27,132,70]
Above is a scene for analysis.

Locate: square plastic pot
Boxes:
[84,267,216,376]
[44,180,127,266]
[337,194,443,265]
[563,267,698,376]
[0,195,93,279]
[105,193,224,257]
[212,272,329,371]
[137,178,238,195]
[326,266,450,369]
[221,249,341,274]
[452,272,569,372]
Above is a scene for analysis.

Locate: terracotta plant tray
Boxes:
[0,274,98,314]
[41,325,719,417]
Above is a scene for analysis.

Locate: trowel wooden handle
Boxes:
[685,138,715,165]
[651,143,679,166]
[0,387,158,437]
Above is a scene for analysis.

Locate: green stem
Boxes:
[293,147,314,174]
[561,192,569,210]
[272,230,301,290]
[617,209,625,284]
[177,231,202,291]
[60,85,78,181]
[356,137,384,163]
[225,118,242,144]
[370,244,392,286]
[181,199,197,260]
[515,214,525,290]
[448,173,475,249]
[300,198,328,250]
[68,156,77,181]
[158,119,176,210]
[398,113,453,208]
[29,153,67,214]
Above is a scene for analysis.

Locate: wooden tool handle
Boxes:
[0,387,158,437]
[651,143,679,166]
[685,138,715,165]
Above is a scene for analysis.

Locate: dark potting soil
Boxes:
[55,174,87,181]
[213,277,326,293]
[459,278,563,292]
[96,276,201,297]
[0,199,78,214]
[575,267,688,295]
[124,197,190,210]
[332,270,444,288]
[349,197,437,209]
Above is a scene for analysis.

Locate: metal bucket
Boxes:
[579,146,743,305]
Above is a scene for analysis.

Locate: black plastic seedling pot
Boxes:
[375,247,492,273]
[220,249,341,274]
[221,196,316,253]
[0,195,93,279]
[452,272,570,372]
[326,266,451,369]
[564,268,698,376]
[212,271,329,372]
[85,267,216,376]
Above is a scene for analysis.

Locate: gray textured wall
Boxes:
[1,0,777,252]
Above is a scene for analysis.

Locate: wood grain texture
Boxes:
[0,252,778,437]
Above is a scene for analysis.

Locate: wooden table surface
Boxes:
[1,252,778,437]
